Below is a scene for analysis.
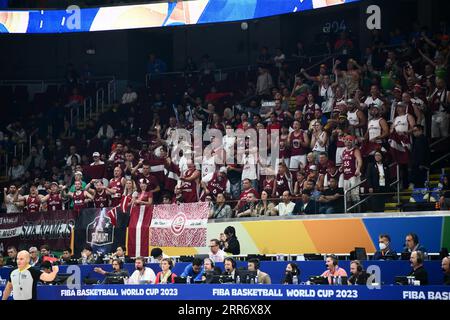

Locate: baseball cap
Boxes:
[74,171,83,176]
[92,152,100,157]
[50,181,59,186]
[309,165,317,171]
[369,103,381,109]
[139,178,149,184]
[219,167,227,173]
[393,86,402,92]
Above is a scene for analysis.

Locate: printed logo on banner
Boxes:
[171,212,187,236]
[86,208,114,247]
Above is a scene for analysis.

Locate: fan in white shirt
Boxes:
[273,191,295,216]
[127,257,156,284]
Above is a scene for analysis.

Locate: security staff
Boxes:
[2,250,59,300]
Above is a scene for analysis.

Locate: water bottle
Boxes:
[337,276,342,285]
[186,276,191,284]
[236,275,241,284]
[250,277,255,284]
[292,275,298,285]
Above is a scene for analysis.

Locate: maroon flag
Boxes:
[149,202,208,247]
[389,131,411,164]
[106,195,132,226]
[127,205,153,257]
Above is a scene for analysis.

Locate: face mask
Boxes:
[379,242,387,250]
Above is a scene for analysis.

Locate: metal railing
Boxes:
[389,163,400,205]
[426,152,450,183]
[107,78,116,105]
[28,129,38,155]
[0,153,8,178]
[96,87,105,114]
[343,178,367,213]
[13,143,24,164]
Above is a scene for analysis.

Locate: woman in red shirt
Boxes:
[155,258,177,284]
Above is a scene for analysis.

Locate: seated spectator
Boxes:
[59,248,73,265]
[255,190,276,216]
[5,246,18,267]
[318,176,344,214]
[155,258,177,284]
[24,147,46,171]
[128,256,156,284]
[293,189,319,215]
[209,239,226,263]
[272,191,295,216]
[78,245,97,264]
[442,256,450,285]
[373,234,398,260]
[282,263,301,285]
[366,151,391,212]
[348,260,369,285]
[407,251,428,285]
[29,247,40,267]
[121,86,137,105]
[150,247,169,263]
[94,259,129,284]
[223,226,240,255]
[180,258,204,279]
[248,258,271,284]
[321,255,348,284]
[109,245,132,264]
[236,192,258,218]
[65,145,81,167]
[210,193,232,219]
[403,233,427,255]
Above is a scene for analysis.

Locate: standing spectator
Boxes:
[97,123,114,151]
[223,226,240,255]
[7,157,25,181]
[256,67,274,97]
[256,46,272,68]
[334,32,353,55]
[24,147,46,171]
[147,53,167,78]
[273,47,286,69]
[410,125,430,188]
[340,135,363,208]
[198,54,216,81]
[121,85,138,105]
[366,151,391,213]
[65,145,81,167]
[428,78,449,139]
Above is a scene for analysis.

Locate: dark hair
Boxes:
[40,245,50,251]
[64,248,72,254]
[135,256,146,264]
[327,254,338,266]
[414,251,425,264]
[41,261,52,270]
[414,124,424,131]
[407,233,419,245]
[192,258,203,267]
[287,263,299,275]
[112,258,123,269]
[83,245,93,252]
[224,226,236,237]
[117,245,126,253]
[319,152,328,157]
[302,189,312,196]
[7,246,17,252]
[224,257,236,269]
[151,248,163,259]
[379,234,391,242]
[248,258,260,270]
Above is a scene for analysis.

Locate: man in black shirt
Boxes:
[318,177,344,214]
[348,260,369,285]
[5,246,17,268]
[408,251,428,285]
[223,226,240,255]
[2,250,58,300]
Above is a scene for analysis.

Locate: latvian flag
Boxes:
[106,195,132,226]
[127,204,154,257]
[149,202,208,247]
[389,131,411,164]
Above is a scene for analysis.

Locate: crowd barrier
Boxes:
[0,261,446,286]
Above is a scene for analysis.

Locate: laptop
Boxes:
[237,270,258,284]
[309,276,329,285]
[395,276,409,285]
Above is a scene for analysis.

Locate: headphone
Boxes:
[204,258,215,268]
[351,260,363,272]
[328,254,338,266]
[224,257,236,269]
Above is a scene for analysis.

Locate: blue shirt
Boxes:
[180,264,203,279]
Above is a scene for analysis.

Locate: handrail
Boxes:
[430,136,449,150]
[343,178,367,213]
[389,163,400,205]
[96,88,105,114]
[426,152,450,185]
[107,79,116,105]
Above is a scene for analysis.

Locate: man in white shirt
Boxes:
[273,191,295,216]
[121,86,138,105]
[3,185,22,213]
[364,85,384,119]
[128,257,156,284]
[209,239,226,263]
[90,152,105,166]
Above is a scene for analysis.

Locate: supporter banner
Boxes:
[0,211,76,252]
[25,284,450,301]
[74,207,128,256]
[150,202,208,247]
[0,0,360,34]
[127,205,153,257]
